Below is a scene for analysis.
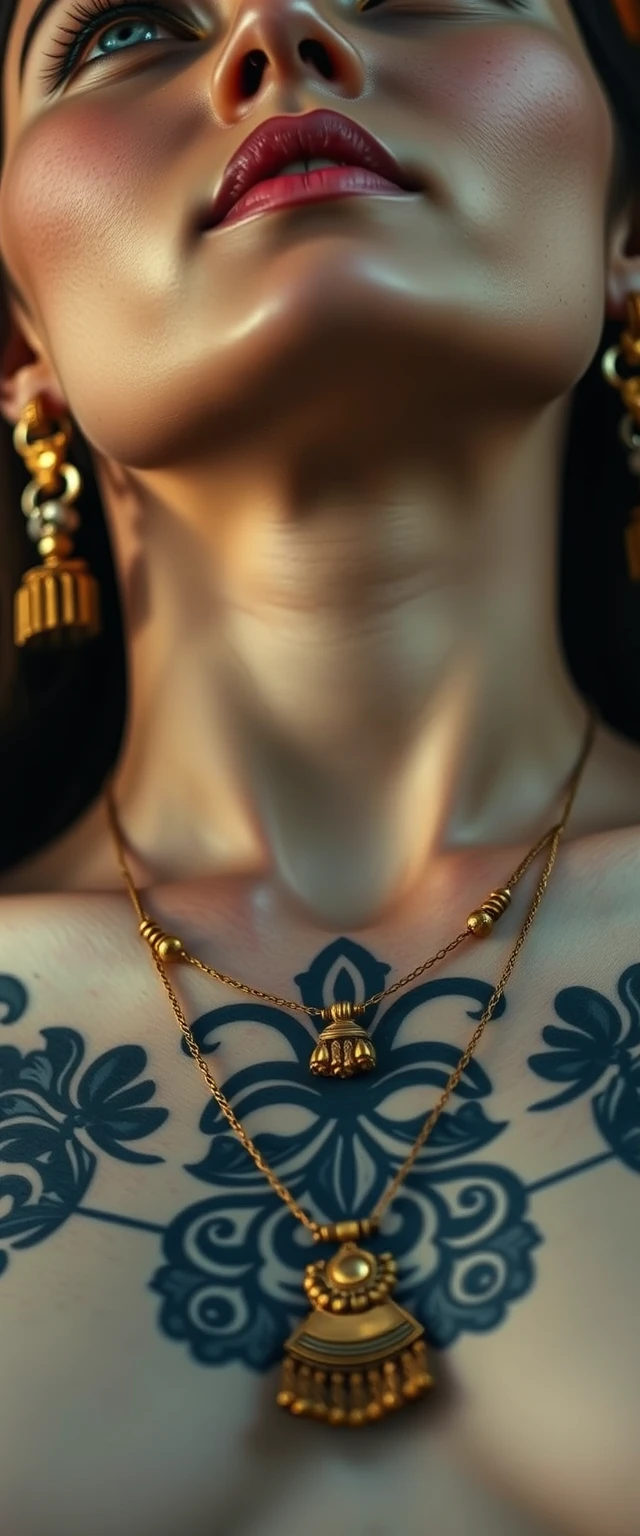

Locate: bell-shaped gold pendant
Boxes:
[15,557,101,647]
[277,1241,433,1426]
[309,1002,376,1079]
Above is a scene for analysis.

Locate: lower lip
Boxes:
[215,166,409,229]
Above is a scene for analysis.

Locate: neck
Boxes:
[97,397,590,928]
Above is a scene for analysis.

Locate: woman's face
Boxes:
[0,0,626,468]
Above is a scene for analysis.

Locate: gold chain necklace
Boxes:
[103,708,596,1428]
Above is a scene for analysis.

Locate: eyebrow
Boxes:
[19,0,60,84]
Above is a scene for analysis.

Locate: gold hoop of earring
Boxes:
[602,293,640,583]
[13,395,102,648]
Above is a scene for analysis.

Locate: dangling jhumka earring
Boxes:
[602,293,640,582]
[13,395,102,648]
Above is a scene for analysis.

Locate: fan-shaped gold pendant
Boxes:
[277,1242,434,1426]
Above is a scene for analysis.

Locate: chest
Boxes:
[0,868,639,1536]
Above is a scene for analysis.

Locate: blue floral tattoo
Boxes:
[0,942,637,1372]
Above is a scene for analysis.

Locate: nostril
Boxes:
[299,39,335,80]
[239,49,266,97]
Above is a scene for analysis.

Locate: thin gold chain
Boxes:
[105,799,580,1017]
[103,709,596,1237]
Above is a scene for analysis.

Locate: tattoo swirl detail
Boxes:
[151,938,541,1368]
[2,952,638,1374]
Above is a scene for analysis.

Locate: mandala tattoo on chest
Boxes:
[0,939,638,1372]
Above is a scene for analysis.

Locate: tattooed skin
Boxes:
[0,938,638,1371]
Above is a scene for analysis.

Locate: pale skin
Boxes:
[0,0,639,931]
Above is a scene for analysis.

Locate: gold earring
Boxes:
[602,293,640,583]
[13,395,102,648]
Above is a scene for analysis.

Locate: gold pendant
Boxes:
[277,1240,434,1425]
[309,1002,377,1078]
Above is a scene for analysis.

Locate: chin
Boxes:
[196,243,453,417]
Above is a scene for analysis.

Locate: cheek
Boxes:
[0,97,194,458]
[388,27,612,208]
[0,97,177,321]
[378,25,613,395]
[2,109,128,278]
[457,32,611,194]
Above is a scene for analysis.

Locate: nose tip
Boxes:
[211,2,366,123]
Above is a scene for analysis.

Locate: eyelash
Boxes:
[39,0,202,92]
[38,0,528,94]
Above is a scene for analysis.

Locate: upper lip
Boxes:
[199,109,421,229]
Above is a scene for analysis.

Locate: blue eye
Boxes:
[39,0,203,92]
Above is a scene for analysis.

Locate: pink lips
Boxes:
[217,164,409,228]
[199,109,422,231]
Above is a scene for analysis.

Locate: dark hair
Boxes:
[0,22,639,874]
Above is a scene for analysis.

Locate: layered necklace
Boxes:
[104,708,597,1427]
